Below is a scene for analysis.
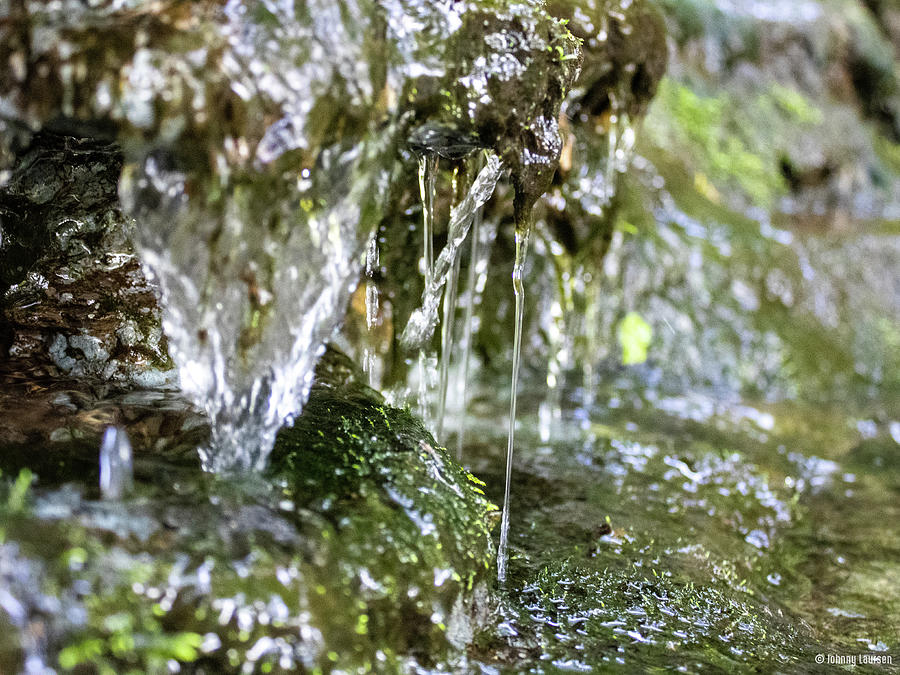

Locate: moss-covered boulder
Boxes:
[268,347,498,666]
[0,346,497,673]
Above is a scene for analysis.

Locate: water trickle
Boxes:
[454,206,488,459]
[435,165,473,439]
[401,153,503,350]
[436,245,462,440]
[602,107,635,203]
[363,235,383,388]
[365,235,380,330]
[415,153,440,428]
[418,154,439,291]
[497,223,531,583]
[99,426,133,500]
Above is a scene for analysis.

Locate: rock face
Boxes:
[654,0,900,219]
[0,132,173,386]
[0,0,674,470]
[0,0,588,468]
[342,0,668,383]
[269,347,497,667]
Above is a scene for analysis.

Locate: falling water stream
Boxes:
[497,224,531,583]
[436,249,461,439]
[401,153,503,350]
[455,206,485,459]
[363,235,382,388]
[436,164,477,438]
[418,154,438,293]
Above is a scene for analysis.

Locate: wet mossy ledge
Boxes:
[0,0,666,392]
[267,347,498,665]
[0,347,497,672]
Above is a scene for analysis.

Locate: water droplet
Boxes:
[99,426,133,500]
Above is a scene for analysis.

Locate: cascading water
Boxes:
[120,141,392,472]
[569,97,638,401]
[99,426,133,500]
[401,153,503,350]
[117,0,399,472]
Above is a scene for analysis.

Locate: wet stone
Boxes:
[0,347,498,672]
[0,132,173,386]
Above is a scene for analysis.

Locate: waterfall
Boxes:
[120,133,395,472]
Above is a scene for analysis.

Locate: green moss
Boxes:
[0,347,497,673]
[646,78,790,208]
[769,83,824,126]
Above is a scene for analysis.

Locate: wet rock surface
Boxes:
[656,0,900,219]
[0,132,173,387]
[0,0,590,468]
[0,346,496,672]
[1,0,899,673]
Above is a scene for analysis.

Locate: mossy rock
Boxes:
[267,347,498,666]
[0,347,497,673]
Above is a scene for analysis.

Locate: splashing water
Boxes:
[497,223,531,583]
[99,426,133,500]
[111,0,415,472]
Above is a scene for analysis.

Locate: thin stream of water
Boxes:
[418,154,438,291]
[436,253,461,439]
[455,207,483,460]
[497,224,531,583]
[417,154,439,425]
[401,153,503,350]
[364,235,381,388]
[435,165,474,438]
